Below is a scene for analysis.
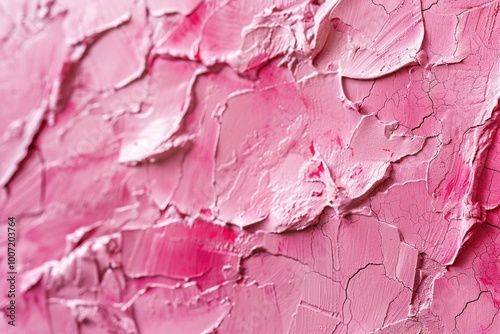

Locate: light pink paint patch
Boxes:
[1,0,500,333]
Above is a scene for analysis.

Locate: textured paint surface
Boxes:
[1,0,500,333]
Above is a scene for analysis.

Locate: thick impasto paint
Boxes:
[1,0,500,333]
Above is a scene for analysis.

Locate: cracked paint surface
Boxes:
[1,0,500,333]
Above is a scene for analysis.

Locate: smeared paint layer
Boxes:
[1,0,500,333]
